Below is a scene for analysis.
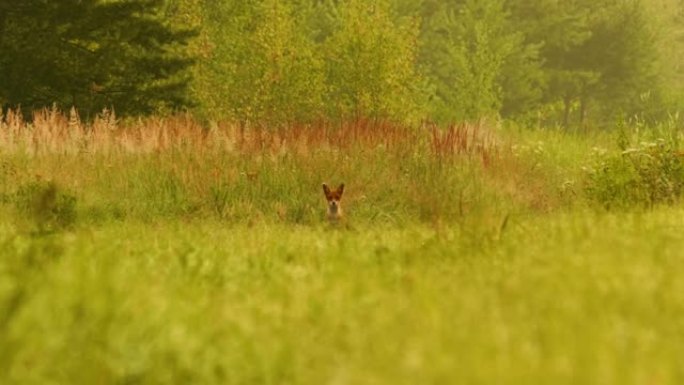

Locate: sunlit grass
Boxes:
[1,110,683,384]
[1,209,684,384]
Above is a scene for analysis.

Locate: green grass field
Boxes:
[1,113,683,384]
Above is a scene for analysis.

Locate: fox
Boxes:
[322,183,345,222]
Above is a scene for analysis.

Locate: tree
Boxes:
[192,0,426,125]
[0,0,195,117]
[508,0,680,128]
[198,0,325,124]
[586,0,676,123]
[420,0,524,123]
[321,0,428,123]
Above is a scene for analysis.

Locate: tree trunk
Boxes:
[563,96,571,129]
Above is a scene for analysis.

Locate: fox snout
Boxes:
[323,183,344,220]
[328,199,339,213]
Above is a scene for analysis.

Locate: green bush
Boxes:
[13,180,78,233]
[585,139,684,209]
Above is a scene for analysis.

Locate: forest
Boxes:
[2,0,683,127]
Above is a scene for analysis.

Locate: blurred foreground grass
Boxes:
[1,208,683,384]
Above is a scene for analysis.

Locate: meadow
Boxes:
[1,108,683,384]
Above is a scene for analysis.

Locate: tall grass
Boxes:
[2,108,684,384]
[0,108,556,227]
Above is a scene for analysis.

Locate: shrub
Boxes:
[585,139,684,209]
[14,180,78,233]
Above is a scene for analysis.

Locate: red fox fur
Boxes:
[322,183,344,222]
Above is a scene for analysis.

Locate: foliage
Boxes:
[192,0,426,125]
[585,122,684,208]
[507,0,678,128]
[13,180,78,233]
[2,0,684,126]
[196,0,325,124]
[0,0,195,117]
[420,0,524,123]
[324,0,684,126]
[320,0,427,123]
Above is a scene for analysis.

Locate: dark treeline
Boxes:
[0,0,195,117]
[2,0,684,128]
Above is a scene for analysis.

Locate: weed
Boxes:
[13,180,77,233]
[585,138,684,209]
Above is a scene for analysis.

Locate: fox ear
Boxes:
[322,183,331,197]
[337,183,345,196]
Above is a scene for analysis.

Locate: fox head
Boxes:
[322,183,344,219]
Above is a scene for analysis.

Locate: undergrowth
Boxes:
[0,109,554,226]
[584,119,684,209]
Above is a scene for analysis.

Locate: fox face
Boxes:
[322,183,344,220]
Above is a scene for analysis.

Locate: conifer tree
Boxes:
[0,0,194,117]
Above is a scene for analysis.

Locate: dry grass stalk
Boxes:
[0,108,502,162]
